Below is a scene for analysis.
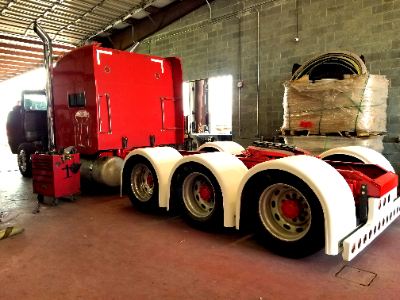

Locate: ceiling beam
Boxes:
[0,63,38,71]
[0,58,40,67]
[0,34,75,51]
[78,0,161,45]
[0,71,22,76]
[0,42,66,56]
[0,58,40,66]
[0,48,45,59]
[0,55,43,64]
[101,0,215,51]
[124,17,142,26]
[0,64,44,81]
[144,6,160,14]
[0,48,61,59]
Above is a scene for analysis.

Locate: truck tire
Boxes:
[17,143,36,177]
[173,162,224,231]
[124,156,160,213]
[6,108,23,154]
[245,170,325,258]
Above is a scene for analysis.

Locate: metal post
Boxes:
[33,22,55,151]
[205,0,212,19]
[238,16,242,138]
[256,9,260,138]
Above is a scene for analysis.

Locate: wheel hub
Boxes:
[199,184,212,202]
[131,163,154,202]
[182,172,215,218]
[18,150,27,172]
[146,176,154,187]
[281,199,302,219]
[259,183,311,242]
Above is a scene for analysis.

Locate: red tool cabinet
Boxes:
[32,153,80,205]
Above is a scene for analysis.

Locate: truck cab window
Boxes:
[23,94,47,111]
[68,93,86,107]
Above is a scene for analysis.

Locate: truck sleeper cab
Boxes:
[52,43,183,155]
[48,43,184,187]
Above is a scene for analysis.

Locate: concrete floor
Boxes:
[1,144,400,299]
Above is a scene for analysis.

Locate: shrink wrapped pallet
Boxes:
[281,74,388,134]
[284,135,384,156]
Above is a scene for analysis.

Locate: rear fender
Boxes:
[120,147,182,208]
[320,146,394,173]
[168,152,248,227]
[197,141,245,155]
[236,155,357,255]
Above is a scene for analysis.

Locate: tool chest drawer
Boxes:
[32,153,80,198]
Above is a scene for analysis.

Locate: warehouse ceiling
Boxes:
[0,0,210,82]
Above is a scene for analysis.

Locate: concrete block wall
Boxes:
[136,0,400,173]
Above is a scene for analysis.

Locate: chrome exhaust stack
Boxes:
[33,22,55,151]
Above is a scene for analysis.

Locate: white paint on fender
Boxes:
[168,152,248,227]
[236,155,357,256]
[121,147,183,208]
[197,141,245,155]
[320,146,395,173]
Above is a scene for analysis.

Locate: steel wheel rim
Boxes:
[18,149,27,172]
[182,172,215,218]
[130,163,154,202]
[259,183,311,241]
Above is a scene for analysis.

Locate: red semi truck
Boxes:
[6,90,47,176]
[9,24,400,261]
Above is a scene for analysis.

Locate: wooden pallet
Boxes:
[281,130,385,137]
[356,132,381,137]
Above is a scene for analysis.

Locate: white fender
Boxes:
[120,147,183,208]
[168,152,248,227]
[320,146,395,173]
[236,155,357,256]
[197,141,245,155]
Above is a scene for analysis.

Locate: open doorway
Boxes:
[0,68,46,173]
[183,75,232,149]
[208,75,232,135]
[0,68,46,146]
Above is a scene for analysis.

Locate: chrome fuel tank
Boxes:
[80,156,123,187]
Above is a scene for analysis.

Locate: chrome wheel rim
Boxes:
[182,172,215,218]
[259,183,311,241]
[130,163,154,202]
[18,149,27,172]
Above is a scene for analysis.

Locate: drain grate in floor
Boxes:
[335,265,377,286]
